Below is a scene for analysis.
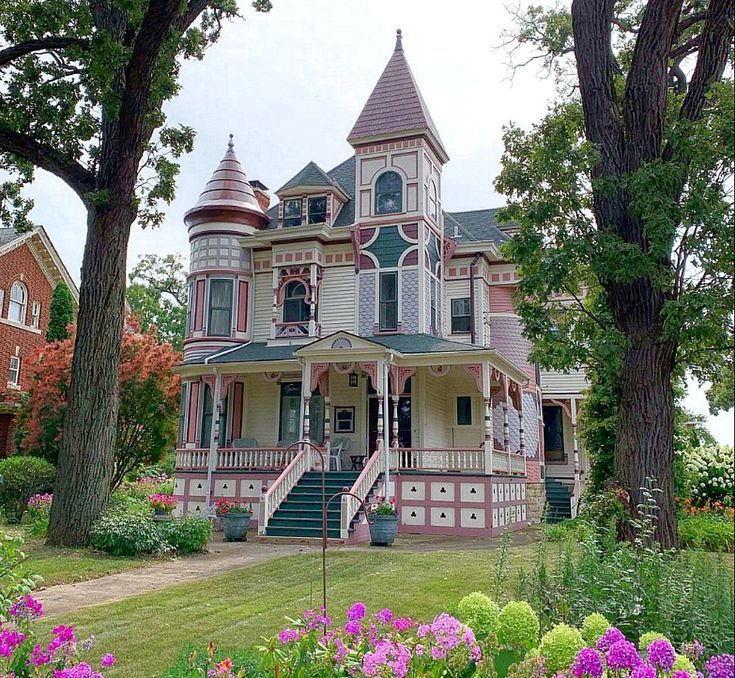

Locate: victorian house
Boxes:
[173,31,588,540]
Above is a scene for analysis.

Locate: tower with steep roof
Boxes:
[183,136,269,362]
[349,30,447,338]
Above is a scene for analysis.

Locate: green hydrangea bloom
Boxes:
[457,592,500,638]
[539,624,585,674]
[581,613,611,645]
[638,631,668,650]
[498,601,540,650]
[672,654,697,675]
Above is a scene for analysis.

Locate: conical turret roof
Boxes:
[184,135,268,227]
[347,30,448,162]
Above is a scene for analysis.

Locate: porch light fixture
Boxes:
[349,373,358,388]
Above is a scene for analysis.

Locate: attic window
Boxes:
[284,199,302,227]
[308,196,327,224]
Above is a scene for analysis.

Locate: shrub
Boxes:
[539,623,584,674]
[161,516,212,554]
[0,534,39,612]
[685,445,734,507]
[639,631,668,650]
[25,493,53,538]
[457,592,500,638]
[91,506,169,557]
[498,601,540,651]
[678,514,734,552]
[0,457,56,523]
[581,612,611,645]
[542,518,594,543]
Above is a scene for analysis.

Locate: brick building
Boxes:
[0,227,78,456]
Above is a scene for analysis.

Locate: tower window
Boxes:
[283,281,310,323]
[379,272,398,331]
[375,171,403,215]
[451,298,471,333]
[283,199,302,227]
[207,279,233,337]
[308,196,327,224]
[429,181,438,222]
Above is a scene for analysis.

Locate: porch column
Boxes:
[382,359,391,499]
[482,363,493,475]
[301,360,311,445]
[503,375,511,474]
[207,371,222,506]
[391,393,400,449]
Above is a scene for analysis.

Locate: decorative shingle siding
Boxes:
[489,316,535,378]
[401,269,419,334]
[523,393,539,459]
[358,271,376,337]
[423,270,432,334]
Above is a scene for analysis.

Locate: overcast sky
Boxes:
[20,0,733,445]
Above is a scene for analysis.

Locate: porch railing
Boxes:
[341,446,383,539]
[258,445,311,535]
[175,447,297,471]
[175,448,209,470]
[391,448,485,473]
[490,449,526,475]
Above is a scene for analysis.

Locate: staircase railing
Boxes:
[258,444,311,535]
[340,448,383,539]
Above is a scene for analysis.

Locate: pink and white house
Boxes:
[173,31,588,541]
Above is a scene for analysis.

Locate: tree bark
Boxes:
[46,202,134,546]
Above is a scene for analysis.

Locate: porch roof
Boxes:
[365,334,485,353]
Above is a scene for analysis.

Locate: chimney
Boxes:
[249,180,270,212]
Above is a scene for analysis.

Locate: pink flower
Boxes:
[9,594,43,619]
[347,602,366,621]
[376,608,393,624]
[393,617,414,632]
[344,620,361,635]
[277,628,299,644]
[100,653,115,668]
[431,645,447,660]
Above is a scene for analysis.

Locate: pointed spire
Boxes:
[347,31,448,162]
[184,135,268,228]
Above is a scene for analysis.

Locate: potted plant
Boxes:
[148,493,176,519]
[215,500,253,541]
[367,497,398,546]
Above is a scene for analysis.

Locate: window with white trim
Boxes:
[31,302,41,329]
[207,279,233,337]
[379,272,398,331]
[375,171,403,215]
[283,199,302,227]
[8,281,27,323]
[283,281,309,323]
[429,181,438,222]
[451,298,471,333]
[8,356,21,386]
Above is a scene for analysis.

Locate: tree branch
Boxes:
[0,37,89,68]
[0,126,95,201]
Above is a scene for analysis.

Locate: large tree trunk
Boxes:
[46,204,134,547]
[613,319,678,547]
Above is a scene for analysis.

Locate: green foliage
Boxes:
[498,601,540,651]
[638,631,667,650]
[539,623,584,674]
[457,592,501,639]
[90,504,169,557]
[45,282,74,342]
[0,456,55,523]
[162,645,264,677]
[160,516,212,555]
[541,518,593,543]
[581,612,610,646]
[0,533,39,614]
[127,254,187,350]
[684,445,734,507]
[678,514,734,553]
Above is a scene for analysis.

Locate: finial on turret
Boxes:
[227,133,234,150]
[395,28,403,50]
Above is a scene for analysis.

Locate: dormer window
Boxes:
[308,196,327,224]
[375,171,403,215]
[284,199,302,227]
[283,281,309,323]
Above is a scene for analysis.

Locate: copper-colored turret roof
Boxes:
[347,30,448,162]
[184,135,268,227]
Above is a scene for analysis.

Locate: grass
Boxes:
[40,544,542,678]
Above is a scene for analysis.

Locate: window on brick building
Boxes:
[8,281,27,323]
[8,356,21,386]
[31,302,41,329]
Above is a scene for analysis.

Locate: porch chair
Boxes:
[328,442,343,471]
[331,437,352,470]
[232,438,258,448]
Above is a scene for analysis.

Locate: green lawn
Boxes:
[40,545,539,678]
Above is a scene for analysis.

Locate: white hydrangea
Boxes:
[684,445,734,506]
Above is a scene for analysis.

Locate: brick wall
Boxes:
[0,242,55,455]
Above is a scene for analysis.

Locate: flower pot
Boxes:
[369,514,398,546]
[220,513,251,542]
[152,509,173,521]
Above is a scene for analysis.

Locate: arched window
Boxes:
[8,281,27,323]
[429,181,438,222]
[283,281,309,323]
[375,171,403,215]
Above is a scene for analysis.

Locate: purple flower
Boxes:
[706,654,735,678]
[673,672,694,678]
[393,617,413,632]
[571,648,604,678]
[347,602,366,621]
[277,628,299,644]
[0,630,27,658]
[100,653,115,668]
[344,620,361,635]
[631,663,658,678]
[606,640,642,671]
[647,639,676,671]
[9,594,43,619]
[376,608,393,624]
[596,627,626,652]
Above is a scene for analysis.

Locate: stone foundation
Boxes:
[525,482,546,524]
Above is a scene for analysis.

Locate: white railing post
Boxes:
[258,483,268,535]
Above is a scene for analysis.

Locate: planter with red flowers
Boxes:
[215,500,253,541]
[367,498,398,546]
[148,493,176,520]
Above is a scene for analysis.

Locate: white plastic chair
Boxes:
[328,442,343,471]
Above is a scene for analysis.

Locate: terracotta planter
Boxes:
[369,514,398,546]
[220,512,251,541]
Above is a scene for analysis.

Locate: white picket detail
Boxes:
[394,448,485,473]
[340,448,383,539]
[217,447,297,470]
[258,447,310,535]
[175,448,209,470]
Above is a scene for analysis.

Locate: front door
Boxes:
[367,379,412,455]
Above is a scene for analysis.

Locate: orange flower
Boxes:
[216,658,234,674]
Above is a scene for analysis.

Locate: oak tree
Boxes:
[496,0,734,546]
[0,0,271,545]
